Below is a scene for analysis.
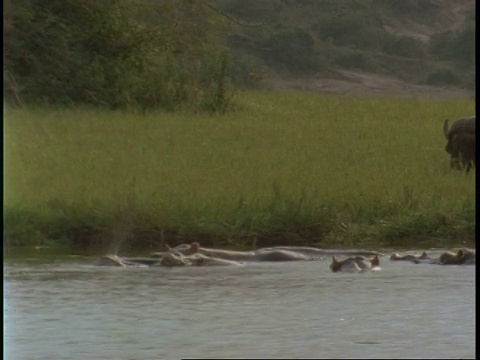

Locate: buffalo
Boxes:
[443,116,475,174]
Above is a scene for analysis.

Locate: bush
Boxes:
[3,0,234,112]
[315,11,385,50]
[429,23,475,66]
[424,68,462,86]
[331,48,378,71]
[258,27,318,75]
[381,35,426,58]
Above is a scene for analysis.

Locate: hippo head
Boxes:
[438,251,462,265]
[330,256,342,272]
[160,252,187,267]
[370,255,380,268]
[187,242,200,255]
[389,253,401,260]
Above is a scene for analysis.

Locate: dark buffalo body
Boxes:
[443,116,475,173]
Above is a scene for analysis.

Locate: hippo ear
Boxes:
[457,249,464,257]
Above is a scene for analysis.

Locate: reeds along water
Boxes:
[3,93,476,248]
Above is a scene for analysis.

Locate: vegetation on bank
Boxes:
[4,0,234,112]
[4,93,475,251]
[218,0,475,90]
[3,0,475,111]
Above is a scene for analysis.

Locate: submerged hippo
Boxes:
[94,246,244,268]
[254,248,311,262]
[259,246,383,258]
[389,251,430,263]
[158,242,257,261]
[157,250,244,267]
[159,251,189,267]
[155,242,273,262]
[154,242,383,262]
[330,255,380,273]
[388,248,475,265]
[437,248,475,265]
[93,252,186,268]
[189,253,244,266]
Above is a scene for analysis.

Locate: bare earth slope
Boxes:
[262,70,473,100]
[261,0,475,99]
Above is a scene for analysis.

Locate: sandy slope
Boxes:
[261,70,474,100]
[261,0,475,99]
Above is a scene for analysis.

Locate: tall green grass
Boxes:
[4,92,475,250]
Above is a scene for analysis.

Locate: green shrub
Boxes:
[429,23,475,66]
[381,35,426,58]
[3,0,234,112]
[259,27,318,74]
[314,10,384,50]
[424,68,462,86]
[331,48,378,71]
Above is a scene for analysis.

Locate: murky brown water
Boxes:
[4,251,475,359]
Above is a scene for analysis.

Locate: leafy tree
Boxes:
[4,0,234,111]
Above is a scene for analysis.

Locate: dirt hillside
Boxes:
[261,0,475,99]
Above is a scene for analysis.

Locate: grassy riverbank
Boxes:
[4,92,475,252]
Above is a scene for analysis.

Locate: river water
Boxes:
[4,250,475,359]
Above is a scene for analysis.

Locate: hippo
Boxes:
[160,242,258,261]
[257,246,383,258]
[94,247,244,268]
[153,243,383,262]
[93,252,185,268]
[389,251,430,263]
[188,253,244,266]
[437,248,475,265]
[254,248,310,261]
[157,251,243,267]
[159,251,189,267]
[153,244,316,264]
[196,244,311,262]
[330,255,380,273]
[389,248,475,265]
